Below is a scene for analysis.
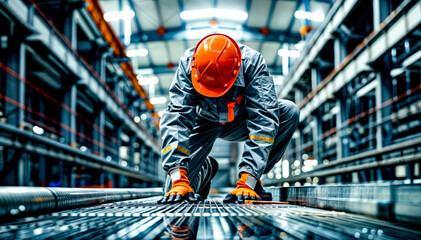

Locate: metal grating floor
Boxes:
[1,196,420,239]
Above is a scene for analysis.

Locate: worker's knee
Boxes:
[278,99,300,124]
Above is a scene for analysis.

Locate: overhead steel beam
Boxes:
[286,0,303,34]
[258,0,277,54]
[152,0,169,96]
[127,0,142,32]
[244,0,252,27]
[128,26,301,43]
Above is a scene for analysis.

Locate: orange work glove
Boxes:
[223,173,261,203]
[157,168,197,204]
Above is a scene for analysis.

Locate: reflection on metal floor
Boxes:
[1,195,420,240]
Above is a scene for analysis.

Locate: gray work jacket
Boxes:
[160,44,280,179]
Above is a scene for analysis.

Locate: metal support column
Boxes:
[129,136,135,167]
[114,124,122,162]
[17,44,26,127]
[149,150,155,174]
[282,43,290,77]
[5,39,26,127]
[100,51,112,81]
[39,156,46,186]
[62,84,77,146]
[139,143,145,173]
[68,166,75,187]
[372,0,391,30]
[294,88,303,104]
[311,67,319,91]
[341,89,350,158]
[333,37,346,68]
[335,99,343,161]
[312,116,321,164]
[58,160,64,186]
[63,7,77,48]
[295,131,302,168]
[372,0,381,30]
[94,107,105,156]
[17,153,27,186]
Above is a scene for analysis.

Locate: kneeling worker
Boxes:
[157,34,299,204]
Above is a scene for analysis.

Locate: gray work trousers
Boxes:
[165,100,300,193]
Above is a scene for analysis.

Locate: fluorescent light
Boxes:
[134,116,140,123]
[149,96,167,105]
[126,48,148,57]
[137,76,159,85]
[304,160,318,166]
[104,10,135,21]
[80,146,88,152]
[330,106,339,114]
[294,10,325,22]
[180,9,248,21]
[278,49,300,58]
[282,160,289,178]
[32,126,44,135]
[141,114,147,120]
[390,68,404,77]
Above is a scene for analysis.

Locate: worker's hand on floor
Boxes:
[223,173,261,203]
[157,168,198,204]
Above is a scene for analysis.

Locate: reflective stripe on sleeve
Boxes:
[161,145,191,155]
[249,135,274,143]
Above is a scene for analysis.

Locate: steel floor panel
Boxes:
[0,195,419,240]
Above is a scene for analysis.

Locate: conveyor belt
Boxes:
[1,195,420,240]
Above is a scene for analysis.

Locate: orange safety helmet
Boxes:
[191,34,241,97]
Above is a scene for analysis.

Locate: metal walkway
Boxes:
[1,195,420,240]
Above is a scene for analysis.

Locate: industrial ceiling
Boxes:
[99,0,333,113]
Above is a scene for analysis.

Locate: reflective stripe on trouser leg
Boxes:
[263,99,300,174]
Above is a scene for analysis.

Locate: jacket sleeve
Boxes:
[239,52,280,179]
[160,56,197,173]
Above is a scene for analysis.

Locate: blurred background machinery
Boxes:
[0,0,420,238]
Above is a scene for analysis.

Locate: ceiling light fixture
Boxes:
[32,126,44,135]
[126,48,149,57]
[294,10,325,22]
[278,49,300,58]
[180,9,248,21]
[149,96,167,105]
[137,76,159,85]
[104,10,135,21]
